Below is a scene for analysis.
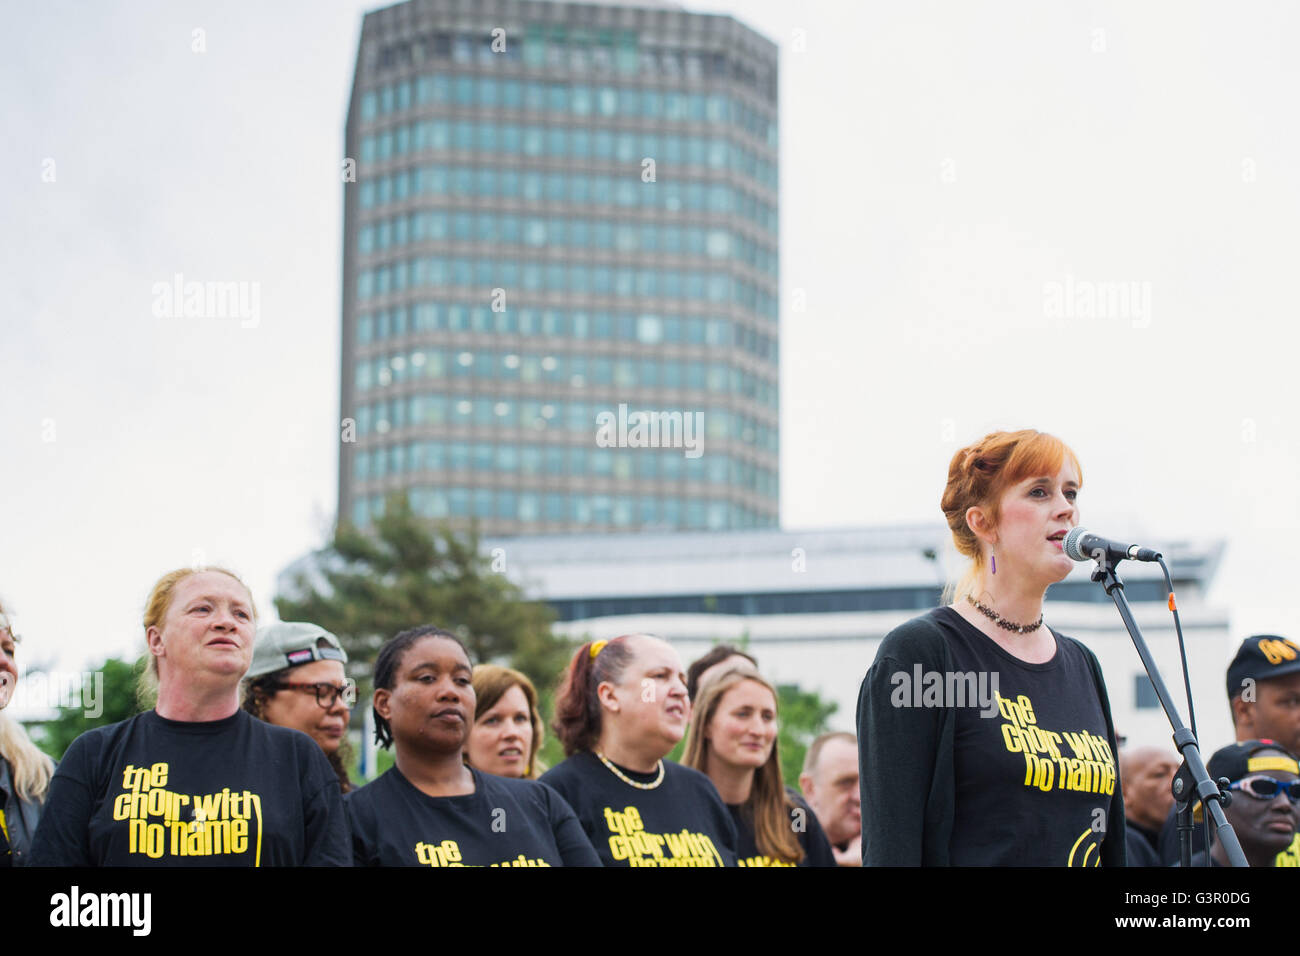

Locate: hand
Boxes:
[834,834,862,867]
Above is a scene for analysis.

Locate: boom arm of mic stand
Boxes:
[1089,556,1248,867]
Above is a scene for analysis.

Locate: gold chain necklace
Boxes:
[966,595,1043,634]
[595,751,665,790]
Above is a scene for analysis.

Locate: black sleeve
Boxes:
[857,619,953,866]
[297,742,351,867]
[537,764,574,806]
[541,783,602,867]
[29,733,96,867]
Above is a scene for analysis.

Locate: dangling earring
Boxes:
[991,552,997,575]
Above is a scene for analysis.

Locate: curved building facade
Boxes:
[340,0,779,534]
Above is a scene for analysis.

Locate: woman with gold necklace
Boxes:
[540,634,738,867]
[857,429,1126,866]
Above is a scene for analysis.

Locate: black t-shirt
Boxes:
[345,765,601,867]
[860,607,1124,866]
[30,709,350,867]
[728,788,837,867]
[937,607,1119,865]
[540,751,738,867]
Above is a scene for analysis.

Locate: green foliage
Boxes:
[35,657,144,761]
[275,493,572,706]
[775,683,838,788]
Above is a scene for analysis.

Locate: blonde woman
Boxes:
[31,568,350,866]
[0,599,55,866]
[683,665,835,866]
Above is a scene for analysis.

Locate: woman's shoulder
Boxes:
[1050,629,1103,669]
[784,785,813,812]
[242,711,310,745]
[43,712,151,787]
[59,711,151,758]
[537,751,595,789]
[238,713,336,775]
[475,767,553,804]
[876,608,959,665]
[664,759,723,794]
[344,767,397,810]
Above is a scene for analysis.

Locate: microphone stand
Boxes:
[1088,552,1248,867]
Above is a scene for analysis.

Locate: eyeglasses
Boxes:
[272,679,357,709]
[1228,775,1300,802]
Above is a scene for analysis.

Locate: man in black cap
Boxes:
[1157,635,1300,864]
[1178,740,1300,867]
[1224,635,1300,758]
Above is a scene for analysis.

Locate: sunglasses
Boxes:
[1228,775,1300,803]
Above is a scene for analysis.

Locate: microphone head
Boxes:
[1063,526,1092,562]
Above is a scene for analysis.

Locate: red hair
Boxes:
[552,635,637,756]
[940,429,1082,600]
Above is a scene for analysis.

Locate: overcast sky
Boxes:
[3,0,1297,709]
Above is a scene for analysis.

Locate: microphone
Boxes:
[1063,527,1162,564]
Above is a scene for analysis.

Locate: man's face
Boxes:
[1236,672,1300,756]
[1121,748,1179,830]
[1223,754,1300,862]
[801,738,861,846]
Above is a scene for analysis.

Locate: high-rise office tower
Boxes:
[340,0,778,535]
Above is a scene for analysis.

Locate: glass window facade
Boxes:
[343,2,778,534]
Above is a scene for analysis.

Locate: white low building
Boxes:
[488,524,1234,754]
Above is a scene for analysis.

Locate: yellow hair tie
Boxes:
[589,640,608,659]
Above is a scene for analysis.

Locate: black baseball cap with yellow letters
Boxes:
[1188,740,1298,824]
[1226,635,1300,701]
[1207,739,1300,784]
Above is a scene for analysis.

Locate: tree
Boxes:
[35,657,144,761]
[774,683,838,788]
[275,493,572,696]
